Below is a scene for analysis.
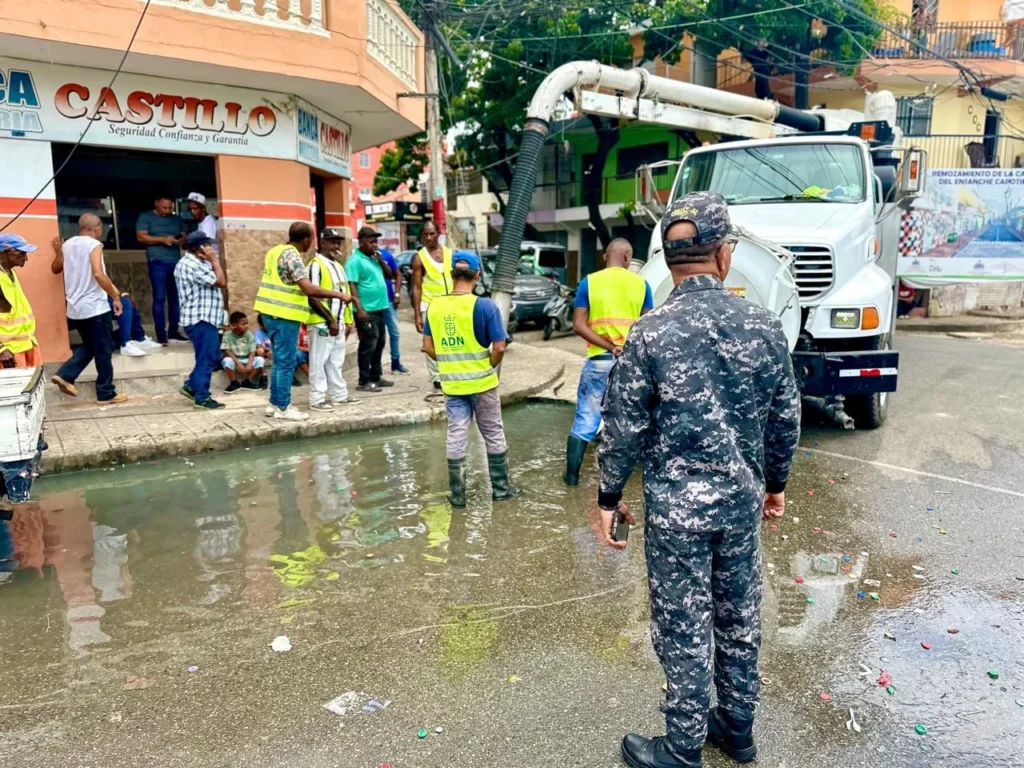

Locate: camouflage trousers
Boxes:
[645,520,762,752]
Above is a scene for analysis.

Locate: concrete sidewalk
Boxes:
[40,321,575,473]
[897,308,1024,335]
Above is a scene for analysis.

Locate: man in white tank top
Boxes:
[49,213,128,403]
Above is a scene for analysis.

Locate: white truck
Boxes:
[491,62,925,430]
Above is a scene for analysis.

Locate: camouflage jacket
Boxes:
[598,274,801,531]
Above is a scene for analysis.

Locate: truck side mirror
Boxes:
[898,148,926,196]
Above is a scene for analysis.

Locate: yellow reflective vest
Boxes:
[427,293,499,396]
[0,268,37,354]
[305,253,353,326]
[585,267,648,357]
[254,244,309,322]
[418,246,452,305]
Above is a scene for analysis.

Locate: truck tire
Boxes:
[845,334,891,430]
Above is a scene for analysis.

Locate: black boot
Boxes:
[705,708,756,763]
[563,435,587,486]
[447,458,467,508]
[487,450,517,501]
[620,735,701,768]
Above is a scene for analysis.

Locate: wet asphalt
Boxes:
[1,332,1022,768]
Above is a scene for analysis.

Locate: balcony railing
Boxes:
[872,21,1024,61]
[527,168,676,212]
[144,0,328,35]
[908,134,1024,169]
[367,0,419,87]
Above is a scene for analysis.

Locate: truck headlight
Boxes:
[831,309,861,329]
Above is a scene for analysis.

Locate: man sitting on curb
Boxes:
[175,231,227,410]
[422,251,515,507]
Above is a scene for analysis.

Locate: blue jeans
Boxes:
[184,321,221,403]
[264,315,300,409]
[570,356,616,442]
[111,296,145,347]
[383,304,401,362]
[148,260,181,343]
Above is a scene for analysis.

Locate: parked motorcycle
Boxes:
[542,283,576,341]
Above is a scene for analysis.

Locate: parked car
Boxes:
[478,250,558,328]
[396,250,417,296]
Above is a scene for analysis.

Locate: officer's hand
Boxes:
[596,501,635,551]
[763,492,785,520]
[611,345,624,357]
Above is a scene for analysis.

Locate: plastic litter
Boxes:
[795,576,805,584]
[939,529,948,535]
[868,592,880,601]
[884,631,896,641]
[912,565,925,572]
[417,728,428,739]
[863,579,881,587]
[877,671,892,687]
[913,574,926,580]
[435,726,444,734]
[921,642,931,650]
[323,692,363,717]
[819,692,832,702]
[769,524,778,531]
[843,556,852,562]
[507,674,522,684]
[362,699,392,714]
[1016,699,1024,707]
[336,487,345,493]
[270,636,292,653]
[813,527,822,533]
[887,686,896,696]
[792,517,800,523]
[846,708,861,733]
[951,568,960,575]
[915,724,927,736]
[948,627,960,634]
[988,670,1000,680]
[926,505,934,511]
[250,501,258,506]
[187,665,200,673]
[889,531,898,538]
[807,597,816,605]
[122,675,154,691]
[806,490,815,496]
[858,663,872,677]
[857,591,866,599]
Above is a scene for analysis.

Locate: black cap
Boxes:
[660,191,734,252]
[321,227,344,240]
[357,226,382,239]
[185,231,213,249]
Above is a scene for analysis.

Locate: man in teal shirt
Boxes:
[136,195,186,344]
[347,226,394,393]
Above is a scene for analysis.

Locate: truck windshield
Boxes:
[678,142,865,204]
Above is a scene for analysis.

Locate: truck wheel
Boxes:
[845,334,891,430]
[543,318,555,341]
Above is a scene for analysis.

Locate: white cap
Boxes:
[187,192,206,206]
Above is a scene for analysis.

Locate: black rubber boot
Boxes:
[447,458,467,508]
[621,735,701,768]
[563,435,588,486]
[487,451,517,501]
[705,708,756,763]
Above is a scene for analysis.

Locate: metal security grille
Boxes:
[784,245,835,301]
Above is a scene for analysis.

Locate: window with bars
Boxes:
[896,97,933,136]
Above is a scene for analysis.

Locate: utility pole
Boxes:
[423,0,446,243]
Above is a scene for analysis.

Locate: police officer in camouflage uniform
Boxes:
[597,192,802,768]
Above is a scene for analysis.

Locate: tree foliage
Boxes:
[373,133,429,197]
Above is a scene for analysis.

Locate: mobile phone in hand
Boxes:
[611,508,630,543]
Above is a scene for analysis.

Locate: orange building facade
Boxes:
[0,0,424,361]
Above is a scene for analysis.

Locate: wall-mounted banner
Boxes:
[295,98,351,178]
[898,168,1024,287]
[0,57,295,159]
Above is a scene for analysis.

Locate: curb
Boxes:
[40,360,566,475]
[898,318,1024,335]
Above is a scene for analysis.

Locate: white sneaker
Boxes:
[121,341,147,357]
[138,337,162,350]
[273,405,309,421]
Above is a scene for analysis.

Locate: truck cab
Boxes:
[643,129,920,429]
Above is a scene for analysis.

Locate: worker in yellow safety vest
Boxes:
[564,238,653,485]
[0,233,41,369]
[253,222,352,422]
[422,251,514,508]
[411,220,452,394]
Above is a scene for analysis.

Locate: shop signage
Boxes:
[1,58,351,178]
[295,99,351,178]
[365,201,432,222]
[898,169,1024,286]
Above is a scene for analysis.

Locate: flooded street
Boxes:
[3,335,1024,768]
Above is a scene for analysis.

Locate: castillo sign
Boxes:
[295,99,351,178]
[1,57,342,176]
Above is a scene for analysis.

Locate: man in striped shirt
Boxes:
[306,229,357,411]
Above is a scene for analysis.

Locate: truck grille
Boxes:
[783,245,834,301]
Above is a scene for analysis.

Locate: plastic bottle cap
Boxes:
[418,728,428,739]
[915,724,927,735]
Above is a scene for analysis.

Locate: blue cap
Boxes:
[452,250,480,272]
[0,233,39,253]
[185,231,213,249]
